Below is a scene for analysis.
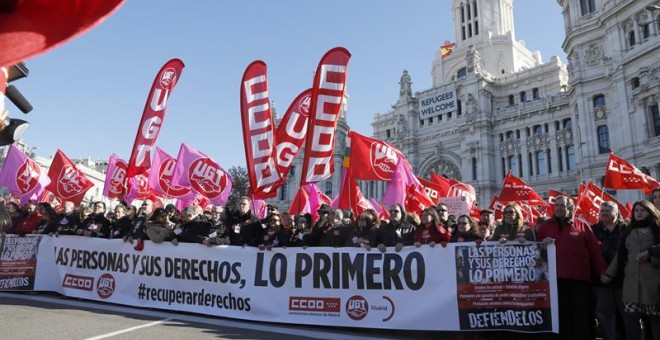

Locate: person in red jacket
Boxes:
[413,207,450,247]
[13,201,41,235]
[537,196,607,340]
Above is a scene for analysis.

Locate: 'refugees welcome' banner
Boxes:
[1,235,558,333]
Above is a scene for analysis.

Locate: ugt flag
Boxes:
[0,145,50,204]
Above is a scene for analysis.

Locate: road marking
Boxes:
[0,292,397,340]
[84,318,172,340]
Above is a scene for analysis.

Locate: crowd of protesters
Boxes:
[1,188,660,340]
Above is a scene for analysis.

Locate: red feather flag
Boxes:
[239,61,281,198]
[126,59,185,178]
[300,47,351,185]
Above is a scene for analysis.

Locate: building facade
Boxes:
[366,0,660,206]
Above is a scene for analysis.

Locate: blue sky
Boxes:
[15,0,566,168]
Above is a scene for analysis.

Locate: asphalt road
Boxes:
[0,292,449,339]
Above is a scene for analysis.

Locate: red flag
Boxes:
[345,130,407,181]
[45,150,94,205]
[498,171,545,204]
[576,181,630,225]
[0,0,125,67]
[603,153,660,194]
[126,59,185,178]
[102,154,127,200]
[300,47,351,185]
[546,189,574,217]
[274,89,312,180]
[288,186,310,217]
[418,177,444,205]
[239,61,282,199]
[488,195,504,222]
[336,173,374,217]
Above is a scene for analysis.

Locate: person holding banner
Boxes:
[477,209,496,240]
[56,201,80,235]
[492,203,535,243]
[290,215,313,248]
[605,200,660,340]
[538,196,606,340]
[310,208,352,248]
[226,196,262,247]
[450,214,483,243]
[32,203,58,235]
[258,213,290,250]
[370,203,415,252]
[145,208,178,245]
[345,212,376,248]
[413,207,449,246]
[80,201,111,238]
[109,204,132,239]
[592,201,627,340]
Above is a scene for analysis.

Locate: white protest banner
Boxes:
[17,236,558,333]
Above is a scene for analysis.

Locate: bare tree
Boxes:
[226,165,249,210]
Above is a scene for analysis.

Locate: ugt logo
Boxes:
[16,159,41,194]
[188,158,227,199]
[369,143,398,180]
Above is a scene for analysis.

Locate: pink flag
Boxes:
[369,198,391,221]
[171,143,232,206]
[147,146,193,199]
[251,198,268,219]
[288,187,311,216]
[102,154,127,200]
[176,194,211,212]
[382,158,433,214]
[123,172,150,204]
[0,145,50,204]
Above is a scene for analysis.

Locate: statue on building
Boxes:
[396,114,408,140]
[466,45,481,74]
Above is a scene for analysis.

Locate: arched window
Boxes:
[520,91,527,102]
[597,125,610,154]
[508,95,515,106]
[457,67,467,79]
[631,77,640,90]
[563,118,573,129]
[532,88,540,100]
[593,94,606,107]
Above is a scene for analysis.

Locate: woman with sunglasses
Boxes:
[492,202,535,243]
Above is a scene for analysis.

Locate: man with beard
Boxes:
[226,196,263,247]
[537,196,606,339]
[109,204,132,239]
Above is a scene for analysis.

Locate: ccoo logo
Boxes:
[96,273,115,299]
[188,158,227,199]
[15,159,41,194]
[345,295,368,321]
[369,143,399,180]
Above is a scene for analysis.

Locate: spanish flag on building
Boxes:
[440,42,455,59]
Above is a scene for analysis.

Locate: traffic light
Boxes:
[0,62,31,146]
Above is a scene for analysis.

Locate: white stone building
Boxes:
[365,0,660,206]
